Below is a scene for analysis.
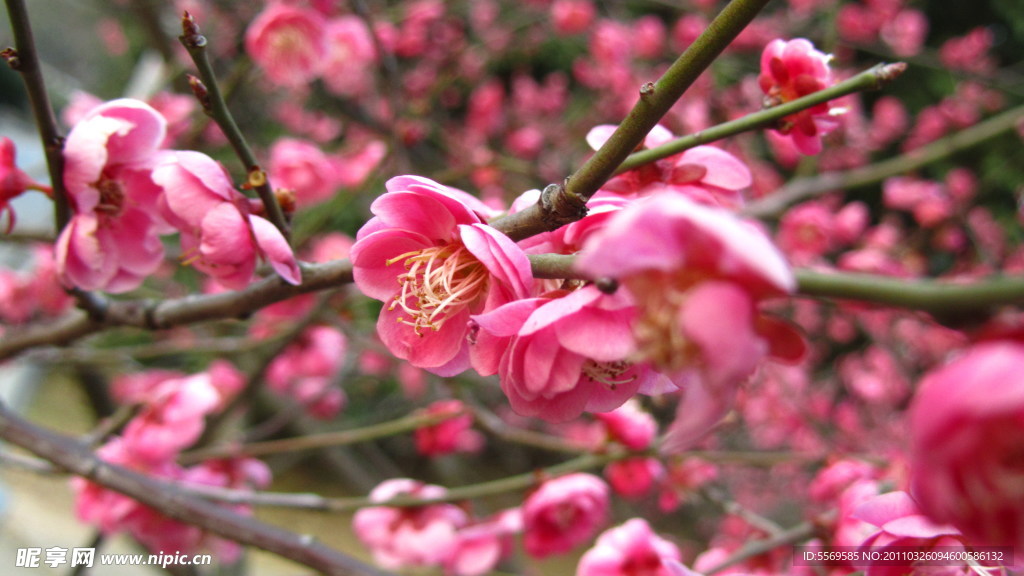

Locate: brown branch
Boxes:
[0,401,392,576]
[0,259,353,361]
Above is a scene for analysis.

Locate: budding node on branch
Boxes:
[640,82,655,98]
[1,48,20,70]
[187,74,211,111]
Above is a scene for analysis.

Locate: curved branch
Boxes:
[0,401,392,576]
[0,259,353,361]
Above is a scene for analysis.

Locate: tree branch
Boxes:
[177,12,291,239]
[743,101,1024,218]
[0,401,392,576]
[2,0,68,229]
[0,259,353,361]
[617,63,906,173]
[489,0,773,241]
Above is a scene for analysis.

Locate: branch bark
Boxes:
[0,401,392,576]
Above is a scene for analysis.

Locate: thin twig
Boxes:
[177,12,291,239]
[618,63,907,173]
[181,409,458,464]
[743,102,1024,218]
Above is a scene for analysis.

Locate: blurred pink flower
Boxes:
[154,150,300,289]
[414,399,484,457]
[244,2,328,87]
[576,518,682,576]
[266,325,347,420]
[268,138,338,206]
[353,479,469,571]
[551,0,595,35]
[322,15,378,98]
[445,508,522,576]
[522,473,609,558]
[56,98,170,292]
[1,137,50,233]
[594,399,659,450]
[909,341,1024,550]
[351,175,531,375]
[758,38,841,155]
[605,457,665,499]
[853,491,967,576]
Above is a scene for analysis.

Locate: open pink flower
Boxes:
[351,175,532,375]
[909,341,1024,550]
[353,478,469,571]
[56,98,170,292]
[471,285,674,421]
[853,491,967,576]
[758,38,841,155]
[244,2,328,87]
[1,137,51,232]
[586,125,752,208]
[575,191,802,450]
[523,473,610,558]
[153,150,300,289]
[576,518,682,576]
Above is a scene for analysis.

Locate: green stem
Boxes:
[490,0,773,241]
[3,0,69,229]
[177,14,291,239]
[181,409,459,464]
[743,101,1024,218]
[529,253,1024,320]
[618,63,906,173]
[795,269,1024,319]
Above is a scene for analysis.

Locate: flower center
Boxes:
[386,244,489,336]
[95,176,126,216]
[629,273,699,373]
[582,359,636,390]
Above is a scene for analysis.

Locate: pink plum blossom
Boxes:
[352,478,469,571]
[586,125,752,208]
[758,38,841,155]
[444,508,522,576]
[853,491,968,576]
[471,285,674,421]
[594,399,659,450]
[414,399,484,457]
[268,138,339,207]
[576,518,682,576]
[551,0,595,35]
[153,150,300,289]
[120,363,242,462]
[909,341,1024,550]
[322,15,378,98]
[1,137,51,232]
[522,473,610,558]
[56,98,171,293]
[575,191,801,450]
[351,175,531,375]
[244,2,328,87]
[605,457,665,499]
[266,325,347,420]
